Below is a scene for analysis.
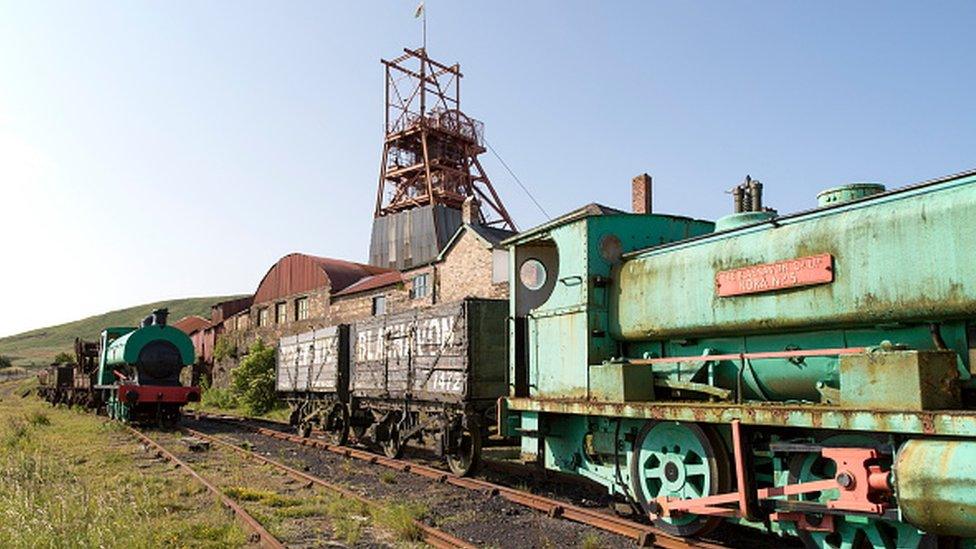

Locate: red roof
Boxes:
[332,271,403,297]
[254,253,390,304]
[172,315,211,335]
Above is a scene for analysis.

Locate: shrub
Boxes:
[231,340,277,415]
[52,352,74,364]
[213,336,237,362]
[200,386,238,410]
[0,356,11,369]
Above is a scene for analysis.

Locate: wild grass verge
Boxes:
[0,379,247,548]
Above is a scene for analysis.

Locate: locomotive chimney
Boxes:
[632,173,652,214]
[151,308,169,326]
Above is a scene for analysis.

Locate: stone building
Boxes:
[200,200,514,387]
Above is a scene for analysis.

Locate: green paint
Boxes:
[97,325,194,385]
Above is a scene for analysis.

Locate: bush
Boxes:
[0,356,11,369]
[200,386,238,410]
[231,340,277,415]
[213,336,237,362]
[53,352,74,364]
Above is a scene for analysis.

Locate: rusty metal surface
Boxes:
[185,427,473,549]
[210,296,253,324]
[331,270,403,297]
[503,397,976,437]
[613,171,976,340]
[253,253,388,304]
[839,350,960,411]
[374,47,516,233]
[124,426,284,549]
[171,315,211,335]
[894,438,976,537]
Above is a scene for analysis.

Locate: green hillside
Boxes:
[0,296,246,368]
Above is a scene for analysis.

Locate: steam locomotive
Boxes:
[499,170,976,547]
[37,308,200,426]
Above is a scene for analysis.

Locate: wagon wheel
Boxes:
[630,421,731,537]
[381,424,404,459]
[320,403,350,446]
[446,423,482,477]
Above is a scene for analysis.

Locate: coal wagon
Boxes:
[276,325,350,438]
[349,298,507,474]
[278,298,507,475]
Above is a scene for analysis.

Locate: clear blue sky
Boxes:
[1,1,973,337]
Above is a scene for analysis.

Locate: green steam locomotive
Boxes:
[500,169,976,548]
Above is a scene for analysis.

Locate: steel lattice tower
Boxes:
[374,48,515,230]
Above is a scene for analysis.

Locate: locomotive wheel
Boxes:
[787,435,934,549]
[321,403,350,446]
[630,421,731,537]
[446,424,482,476]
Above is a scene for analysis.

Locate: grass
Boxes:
[184,397,292,423]
[0,378,248,547]
[0,295,246,367]
[326,496,370,544]
[581,532,605,549]
[373,501,429,542]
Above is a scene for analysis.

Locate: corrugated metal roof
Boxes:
[254,253,390,304]
[211,296,252,324]
[172,315,211,335]
[332,271,403,297]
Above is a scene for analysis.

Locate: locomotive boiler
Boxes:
[500,170,976,548]
[94,308,200,425]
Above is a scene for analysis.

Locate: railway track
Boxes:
[125,424,471,548]
[191,411,727,549]
[123,425,284,549]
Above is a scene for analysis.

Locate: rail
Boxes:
[183,427,473,549]
[123,426,284,549]
[193,412,726,548]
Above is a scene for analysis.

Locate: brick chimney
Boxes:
[461,196,481,225]
[632,173,652,214]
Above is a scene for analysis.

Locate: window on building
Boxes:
[372,295,387,316]
[295,297,309,321]
[275,302,287,324]
[411,274,429,299]
[258,308,269,327]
